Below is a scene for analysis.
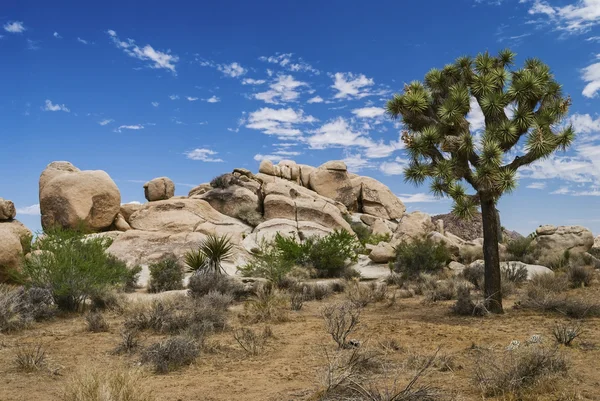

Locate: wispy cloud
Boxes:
[255,75,308,104]
[98,119,114,126]
[307,96,324,104]
[16,204,40,215]
[184,148,224,162]
[526,0,600,34]
[43,99,70,112]
[526,182,547,189]
[246,107,316,137]
[259,52,320,75]
[218,62,247,78]
[186,96,198,101]
[151,101,159,107]
[115,124,144,132]
[205,95,220,103]
[581,62,600,98]
[242,78,266,85]
[379,157,409,175]
[397,193,441,203]
[53,32,61,38]
[107,29,179,73]
[3,21,25,33]
[77,37,89,45]
[169,94,179,100]
[351,107,385,118]
[27,39,40,50]
[331,72,374,99]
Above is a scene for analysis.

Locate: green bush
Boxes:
[505,236,534,262]
[306,230,360,277]
[238,238,295,286]
[123,265,142,292]
[21,228,129,312]
[392,238,451,279]
[148,258,184,293]
[350,222,371,244]
[187,271,245,300]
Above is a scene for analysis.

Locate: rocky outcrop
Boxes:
[242,218,333,253]
[0,220,32,281]
[199,185,261,223]
[0,198,16,220]
[530,225,594,263]
[394,212,435,242]
[112,213,131,231]
[352,176,406,220]
[309,161,358,210]
[120,202,143,224]
[144,177,175,202]
[592,235,600,252]
[368,242,396,263]
[39,161,121,232]
[188,183,212,197]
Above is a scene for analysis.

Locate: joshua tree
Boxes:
[386,49,573,313]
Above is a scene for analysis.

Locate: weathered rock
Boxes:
[467,260,552,280]
[352,176,406,220]
[259,159,276,175]
[309,161,358,210]
[592,235,600,251]
[233,168,253,178]
[530,225,594,263]
[200,185,261,222]
[370,219,393,237]
[368,242,396,263]
[394,212,435,242]
[39,162,121,232]
[113,213,131,231]
[0,220,32,281]
[360,214,377,226]
[278,160,300,182]
[459,238,484,262]
[428,231,460,255]
[448,261,466,275]
[144,177,175,202]
[128,198,251,239]
[299,164,315,188]
[120,202,143,223]
[0,198,16,220]
[188,183,212,197]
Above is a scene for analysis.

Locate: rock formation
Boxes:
[144,177,175,202]
[530,225,594,263]
[0,202,33,281]
[0,198,16,220]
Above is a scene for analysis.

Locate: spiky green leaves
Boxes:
[404,161,431,186]
[452,195,479,220]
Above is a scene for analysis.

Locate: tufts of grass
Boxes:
[62,366,155,401]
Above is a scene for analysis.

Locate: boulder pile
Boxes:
[0,198,32,281]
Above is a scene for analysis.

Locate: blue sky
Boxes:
[2,0,600,236]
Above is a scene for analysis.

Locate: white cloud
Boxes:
[218,62,246,78]
[255,75,308,104]
[527,0,600,34]
[570,113,600,138]
[397,193,440,203]
[169,94,179,100]
[3,21,25,33]
[242,78,266,85]
[184,148,224,162]
[26,39,40,50]
[246,107,316,137]
[186,96,198,101]
[151,101,159,107]
[520,154,597,183]
[351,107,385,118]
[107,29,178,73]
[581,62,600,98]
[16,204,40,215]
[206,96,220,103]
[379,157,409,175]
[466,96,485,132]
[526,182,547,189]
[98,119,114,126]
[259,53,320,74]
[77,37,89,45]
[331,72,374,99]
[115,124,144,132]
[43,99,70,112]
[122,201,142,205]
[342,153,374,172]
[53,32,61,38]
[551,186,571,195]
[307,96,324,104]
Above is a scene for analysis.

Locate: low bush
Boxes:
[461,263,484,290]
[233,326,271,356]
[148,258,184,293]
[210,173,239,189]
[90,290,125,312]
[290,292,304,311]
[567,264,593,288]
[473,342,568,396]
[85,311,109,332]
[1,285,55,333]
[113,328,140,355]
[290,282,333,302]
[141,335,199,374]
[62,367,155,401]
[452,284,487,316]
[21,228,130,312]
[321,301,361,349]
[237,206,264,227]
[502,262,529,285]
[552,322,582,346]
[307,230,361,278]
[350,221,371,245]
[14,343,47,372]
[506,236,534,262]
[242,283,288,323]
[123,265,142,292]
[392,237,451,279]
[424,279,458,303]
[188,271,245,300]
[345,281,388,307]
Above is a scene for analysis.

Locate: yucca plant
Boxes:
[199,234,234,274]
[386,50,574,313]
[184,249,208,273]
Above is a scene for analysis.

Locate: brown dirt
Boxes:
[1,285,600,401]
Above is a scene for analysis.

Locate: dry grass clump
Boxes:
[473,341,568,396]
[242,283,289,323]
[113,328,141,355]
[187,271,246,300]
[290,292,304,311]
[552,322,582,346]
[0,284,55,333]
[140,335,200,374]
[346,280,388,307]
[233,326,272,356]
[322,301,361,349]
[14,343,47,372]
[85,311,109,332]
[62,366,155,401]
[567,264,594,288]
[290,281,334,302]
[452,284,488,317]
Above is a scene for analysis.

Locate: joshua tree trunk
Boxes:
[480,194,503,314]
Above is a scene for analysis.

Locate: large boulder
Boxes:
[309,161,358,211]
[469,260,554,280]
[144,177,175,202]
[0,220,32,281]
[368,242,396,263]
[199,185,261,224]
[352,176,406,220]
[0,198,16,220]
[120,202,143,224]
[128,198,251,240]
[530,225,594,263]
[394,212,435,242]
[39,161,121,232]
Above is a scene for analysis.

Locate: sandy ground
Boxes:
[1,283,600,401]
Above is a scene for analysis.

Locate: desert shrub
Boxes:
[307,230,361,278]
[322,301,361,349]
[17,286,55,321]
[237,206,264,227]
[0,284,29,332]
[452,284,487,316]
[567,264,593,288]
[385,273,404,287]
[148,258,184,293]
[502,262,529,285]
[291,282,333,302]
[85,311,109,332]
[210,173,239,189]
[346,280,388,307]
[62,367,155,401]
[392,238,451,279]
[123,265,142,292]
[528,273,569,294]
[113,328,140,355]
[290,292,304,311]
[461,263,484,290]
[506,236,534,262]
[242,283,288,323]
[350,221,371,245]
[473,342,568,396]
[233,326,271,356]
[21,228,130,312]
[424,279,458,303]
[542,250,571,270]
[14,343,47,372]
[183,249,208,273]
[141,335,199,374]
[238,238,296,286]
[552,322,582,346]
[188,271,245,300]
[90,291,125,312]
